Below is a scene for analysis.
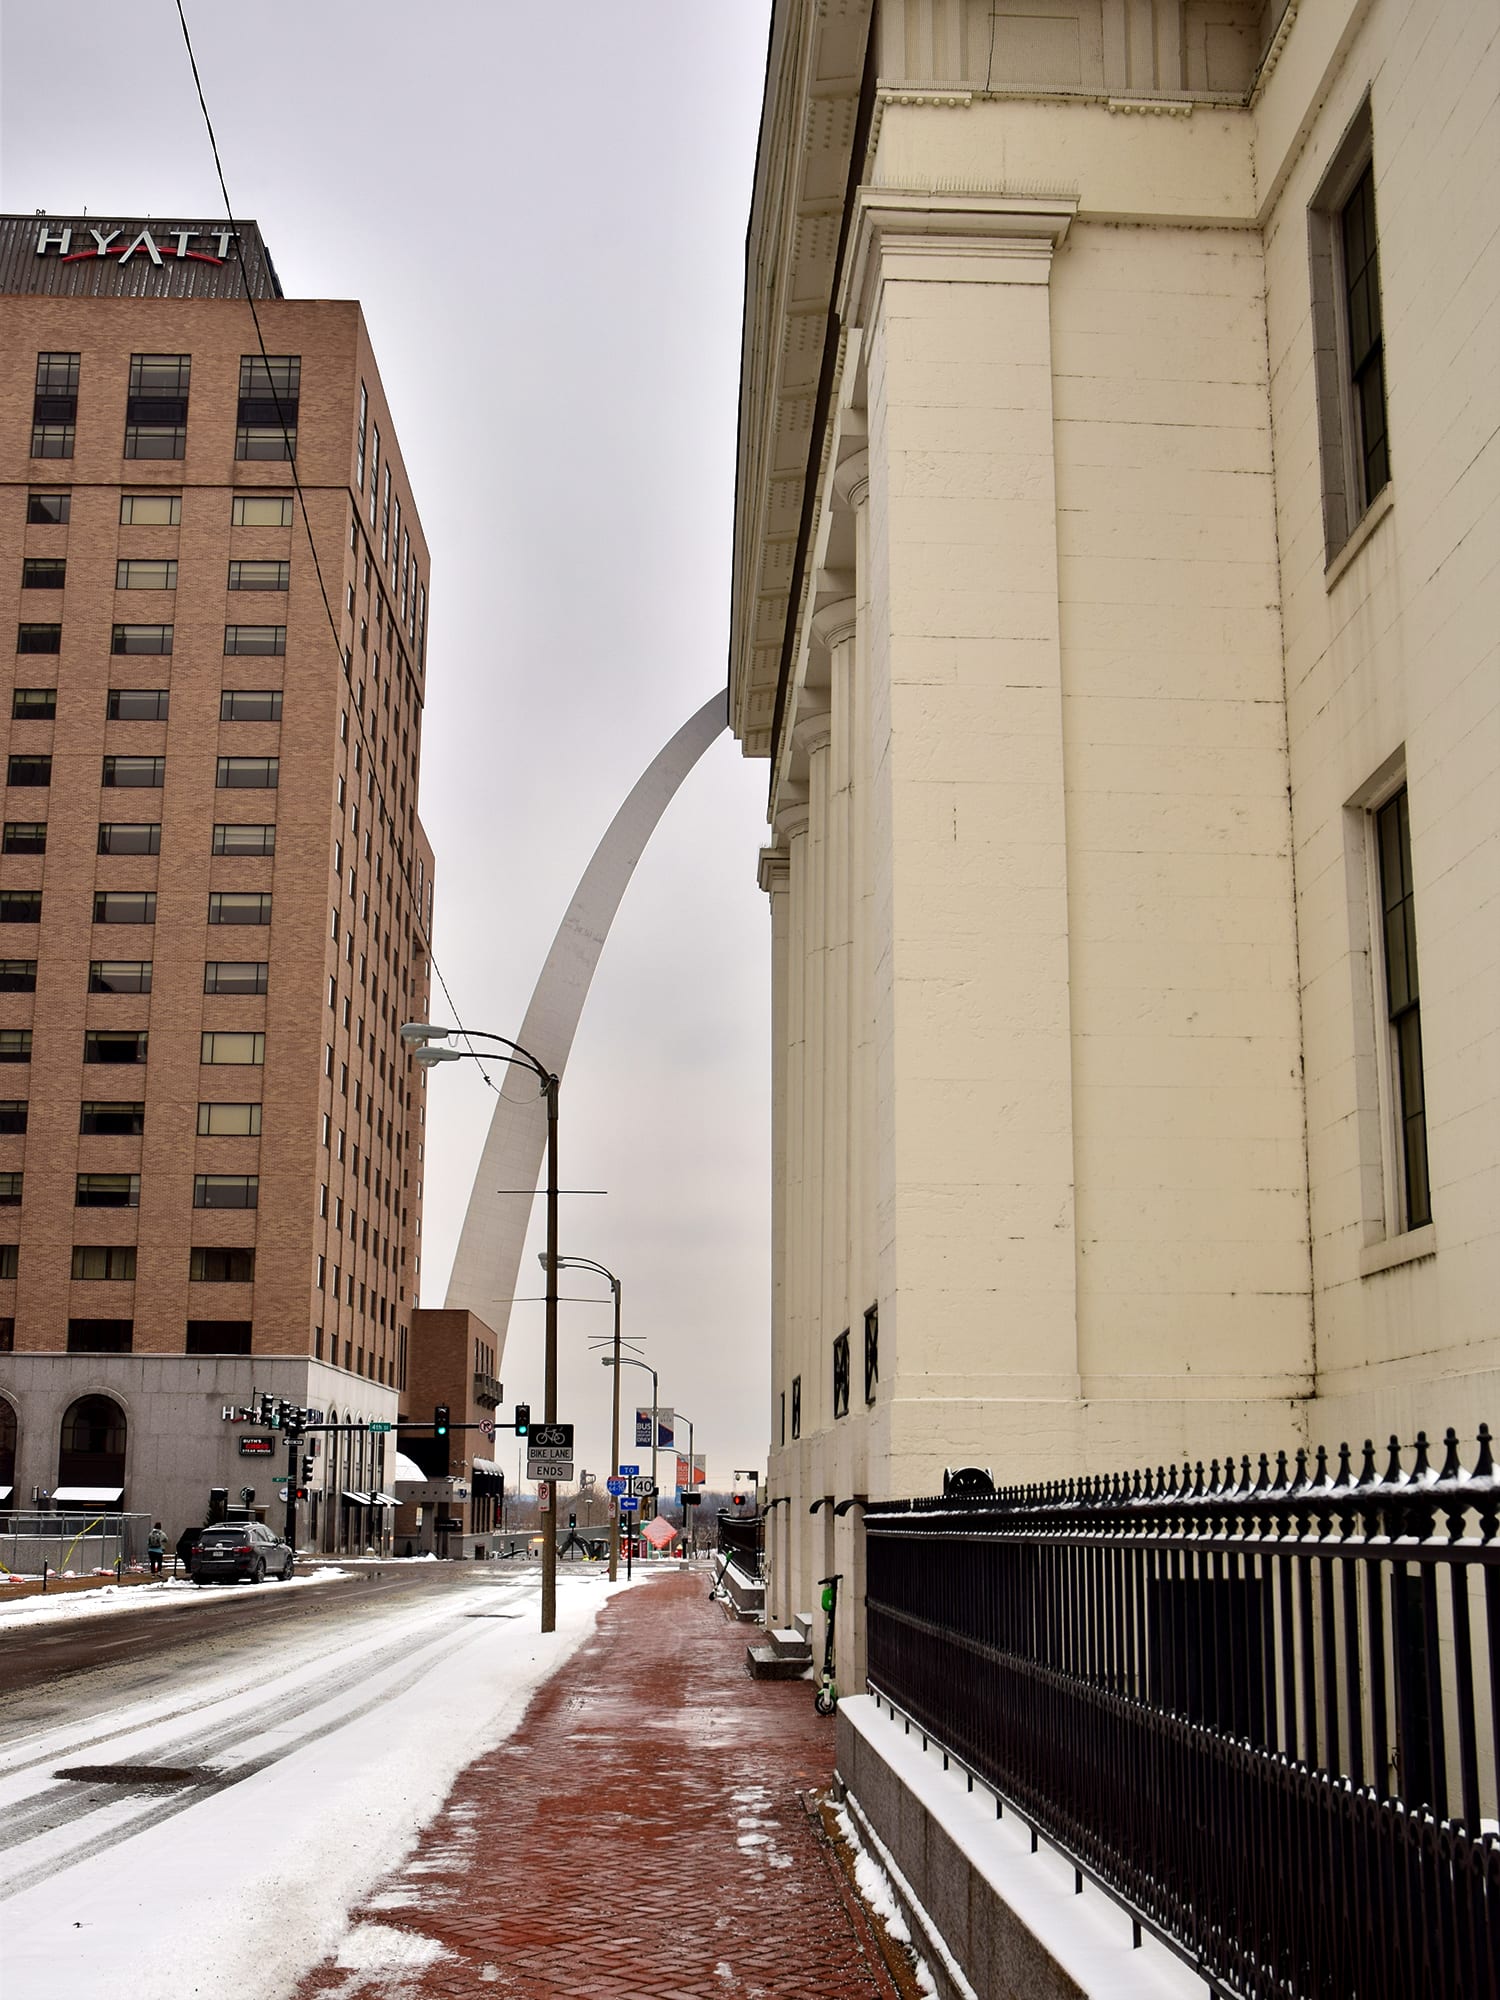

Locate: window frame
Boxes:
[203,961,269,996]
[119,494,181,526]
[92,890,156,925]
[106,689,170,722]
[1309,100,1391,565]
[97,824,160,856]
[200,1030,265,1066]
[115,559,177,592]
[192,1175,259,1212]
[231,494,293,528]
[76,1173,141,1208]
[212,823,275,856]
[89,960,152,993]
[1347,761,1435,1254]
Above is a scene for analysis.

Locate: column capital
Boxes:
[834,447,870,511]
[792,713,832,764]
[841,186,1077,331]
[773,797,811,844]
[758,845,791,896]
[811,586,858,656]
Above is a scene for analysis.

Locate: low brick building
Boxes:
[395,1306,506,1558]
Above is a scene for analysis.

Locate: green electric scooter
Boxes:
[814,1572,842,1715]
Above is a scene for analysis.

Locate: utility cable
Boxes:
[171,0,498,1092]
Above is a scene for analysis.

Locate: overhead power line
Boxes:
[171,0,496,1090]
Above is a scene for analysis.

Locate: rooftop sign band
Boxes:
[0,214,282,301]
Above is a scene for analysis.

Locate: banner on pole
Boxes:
[635,1406,675,1449]
[675,1453,706,1487]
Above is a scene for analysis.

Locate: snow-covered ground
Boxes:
[0,1564,624,2000]
[0,1565,354,1629]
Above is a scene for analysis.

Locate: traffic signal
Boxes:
[301,1454,314,1484]
[434,1404,450,1438]
[514,1402,530,1436]
[258,1392,273,1428]
[733,1492,747,1508]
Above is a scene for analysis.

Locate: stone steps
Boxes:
[746,1623,814,1681]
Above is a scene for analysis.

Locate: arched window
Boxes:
[0,1397,16,1491]
[57,1395,126,1498]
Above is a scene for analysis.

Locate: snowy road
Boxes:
[0,1563,623,2000]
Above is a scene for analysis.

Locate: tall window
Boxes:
[236,354,300,459]
[1341,162,1388,513]
[832,1330,850,1419]
[31,352,78,458]
[1310,104,1391,561]
[125,354,190,459]
[1376,788,1430,1231]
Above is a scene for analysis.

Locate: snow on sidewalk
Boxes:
[0,1568,623,2000]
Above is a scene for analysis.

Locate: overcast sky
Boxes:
[0,1,775,1490]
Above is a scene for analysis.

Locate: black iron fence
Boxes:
[717,1510,764,1581]
[864,1428,1500,1998]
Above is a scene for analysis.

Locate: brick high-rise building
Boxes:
[0,215,435,1551]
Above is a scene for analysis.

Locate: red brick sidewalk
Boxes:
[296,1569,901,2000]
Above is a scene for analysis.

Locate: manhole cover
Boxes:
[54,1763,215,1790]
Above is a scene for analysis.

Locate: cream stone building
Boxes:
[729,0,1499,1663]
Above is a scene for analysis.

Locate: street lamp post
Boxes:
[402,1022,560,1634]
[676,1412,695,1558]
[603,1353,657,1552]
[548,1253,623,1582]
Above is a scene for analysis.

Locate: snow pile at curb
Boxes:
[0,1567,352,1630]
[829,1797,940,1998]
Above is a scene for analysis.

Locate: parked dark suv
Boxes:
[189,1521,294,1585]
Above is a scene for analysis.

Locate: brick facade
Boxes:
[0,218,437,1544]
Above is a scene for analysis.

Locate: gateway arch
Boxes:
[442,694,726,1352]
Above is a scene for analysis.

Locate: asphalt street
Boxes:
[0,1557,533,1702]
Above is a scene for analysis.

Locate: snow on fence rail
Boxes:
[864,1425,1500,2000]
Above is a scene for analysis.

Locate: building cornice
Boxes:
[728,0,875,766]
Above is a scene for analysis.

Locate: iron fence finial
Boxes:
[1476,1423,1495,1481]
[1439,1427,1462,1482]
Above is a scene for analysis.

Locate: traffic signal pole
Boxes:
[285,1432,298,1554]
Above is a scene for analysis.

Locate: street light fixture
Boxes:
[402,1021,561,1634]
[543,1252,623,1582]
[602,1352,659,1536]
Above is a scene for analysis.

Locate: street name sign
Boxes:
[368,1421,393,1433]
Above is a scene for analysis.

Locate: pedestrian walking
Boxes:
[147,1522,166,1575]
